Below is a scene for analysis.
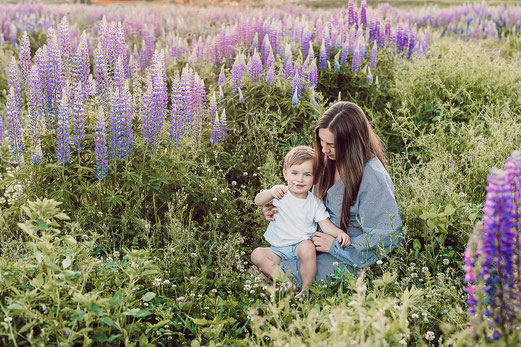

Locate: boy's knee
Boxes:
[251,248,264,264]
[298,240,316,258]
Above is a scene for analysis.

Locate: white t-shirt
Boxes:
[263,189,330,247]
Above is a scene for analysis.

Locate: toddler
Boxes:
[251,145,349,295]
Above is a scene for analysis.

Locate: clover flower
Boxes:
[56,91,71,164]
[94,106,109,179]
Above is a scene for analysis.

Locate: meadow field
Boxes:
[1,1,521,345]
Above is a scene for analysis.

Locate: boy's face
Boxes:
[283,159,314,197]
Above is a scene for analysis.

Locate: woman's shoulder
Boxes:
[361,157,393,189]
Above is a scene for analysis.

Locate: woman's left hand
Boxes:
[312,232,336,253]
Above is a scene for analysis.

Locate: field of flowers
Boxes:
[1,0,521,345]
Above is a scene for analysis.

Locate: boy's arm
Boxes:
[317,218,343,237]
[254,185,286,206]
[318,218,351,247]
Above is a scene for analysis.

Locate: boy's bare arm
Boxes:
[318,218,351,247]
[254,185,286,206]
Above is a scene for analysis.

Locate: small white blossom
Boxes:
[212,197,217,201]
[376,260,383,265]
[144,302,149,307]
[82,234,88,240]
[152,278,162,286]
[250,289,255,294]
[211,288,217,293]
[422,267,428,273]
[425,331,435,341]
[190,293,195,297]
[163,279,171,285]
[231,181,237,186]
[411,313,419,319]
[443,258,450,266]
[411,273,418,278]
[190,252,197,257]
[4,317,12,323]
[332,262,339,266]
[113,251,120,258]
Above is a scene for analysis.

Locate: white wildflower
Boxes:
[443,258,449,265]
[376,260,383,265]
[425,331,435,341]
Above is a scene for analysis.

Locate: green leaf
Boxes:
[63,270,81,280]
[54,212,70,220]
[7,303,24,311]
[122,309,151,318]
[33,244,42,263]
[45,262,61,272]
[413,239,421,253]
[71,310,85,322]
[139,334,148,346]
[191,318,210,326]
[37,219,48,230]
[109,291,123,307]
[30,273,44,288]
[141,292,156,302]
[62,255,72,269]
[63,235,77,246]
[101,317,120,330]
[140,270,158,276]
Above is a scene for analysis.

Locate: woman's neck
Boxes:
[333,169,340,184]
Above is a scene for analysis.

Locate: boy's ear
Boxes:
[282,168,287,180]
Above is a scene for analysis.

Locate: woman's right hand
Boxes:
[262,203,277,222]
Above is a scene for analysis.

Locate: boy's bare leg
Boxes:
[251,247,283,280]
[296,240,317,295]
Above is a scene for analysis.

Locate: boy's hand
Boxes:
[337,232,351,248]
[270,185,287,200]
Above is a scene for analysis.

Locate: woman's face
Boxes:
[318,128,336,160]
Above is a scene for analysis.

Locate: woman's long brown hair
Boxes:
[314,101,387,231]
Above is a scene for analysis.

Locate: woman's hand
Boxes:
[312,232,336,253]
[262,203,277,222]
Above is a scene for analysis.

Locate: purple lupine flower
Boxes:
[231,53,246,95]
[94,41,110,109]
[366,68,373,84]
[27,65,43,163]
[71,83,86,152]
[370,42,378,70]
[385,18,392,40]
[218,85,225,104]
[360,0,367,28]
[465,152,521,338]
[309,58,318,89]
[249,50,263,82]
[351,44,361,72]
[261,33,271,64]
[284,53,294,78]
[377,24,386,47]
[291,70,302,102]
[56,90,71,164]
[19,31,31,89]
[59,16,72,78]
[348,0,355,26]
[266,64,275,85]
[218,65,226,88]
[94,106,109,179]
[5,87,25,163]
[341,39,349,65]
[121,81,133,157]
[210,111,221,144]
[266,48,275,71]
[114,56,126,95]
[208,91,218,123]
[142,74,155,152]
[318,40,327,70]
[291,89,299,105]
[109,88,121,158]
[408,30,416,58]
[73,31,90,97]
[181,66,194,130]
[8,57,22,112]
[307,41,315,63]
[47,28,64,123]
[170,77,184,148]
[348,26,357,54]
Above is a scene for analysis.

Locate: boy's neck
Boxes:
[288,189,309,199]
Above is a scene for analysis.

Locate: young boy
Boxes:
[251,145,350,295]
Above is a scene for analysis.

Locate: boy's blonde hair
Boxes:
[283,145,315,170]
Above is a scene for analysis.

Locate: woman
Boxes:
[263,101,403,284]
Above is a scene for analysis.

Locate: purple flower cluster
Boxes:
[464,152,521,339]
[56,91,71,164]
[5,87,25,163]
[94,106,109,179]
[210,109,227,144]
[170,77,184,148]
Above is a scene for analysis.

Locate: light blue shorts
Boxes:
[270,241,306,260]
